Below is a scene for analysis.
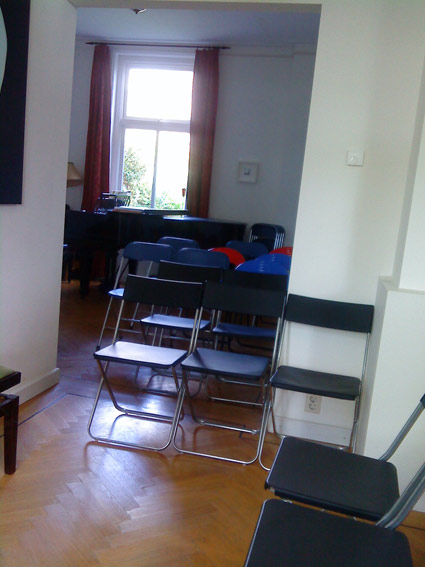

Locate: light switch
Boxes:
[346,150,365,167]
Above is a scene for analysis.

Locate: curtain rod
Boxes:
[86,41,229,50]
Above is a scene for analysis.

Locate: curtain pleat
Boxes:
[81,45,112,212]
[186,48,219,218]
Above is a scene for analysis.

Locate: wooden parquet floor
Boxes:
[1,280,424,566]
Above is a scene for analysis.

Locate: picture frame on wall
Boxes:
[0,0,30,205]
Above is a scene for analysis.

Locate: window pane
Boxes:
[126,68,193,120]
[154,131,190,210]
[122,129,156,208]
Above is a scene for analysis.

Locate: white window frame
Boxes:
[110,47,195,208]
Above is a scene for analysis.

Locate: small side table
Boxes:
[0,366,21,474]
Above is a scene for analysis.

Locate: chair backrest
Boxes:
[271,246,293,256]
[264,253,292,272]
[157,260,223,283]
[208,247,245,267]
[222,269,288,292]
[123,274,204,310]
[236,257,290,276]
[285,294,374,333]
[202,280,286,319]
[122,241,174,262]
[249,223,285,250]
[226,240,269,259]
[174,247,230,269]
[157,236,199,253]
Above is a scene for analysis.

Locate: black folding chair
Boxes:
[173,280,286,464]
[265,393,425,521]
[258,294,374,468]
[88,275,203,452]
[244,496,417,567]
[97,241,174,349]
[214,271,288,353]
[140,261,223,347]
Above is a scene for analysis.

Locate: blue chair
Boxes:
[174,247,230,269]
[225,240,269,260]
[97,241,174,348]
[236,255,290,276]
[263,253,292,272]
[157,236,199,255]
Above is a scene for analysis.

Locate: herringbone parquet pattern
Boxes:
[0,281,424,566]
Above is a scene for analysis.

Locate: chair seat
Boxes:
[182,347,269,381]
[244,499,412,567]
[266,436,399,521]
[108,288,124,299]
[213,322,275,340]
[94,341,187,369]
[142,313,210,331]
[271,365,361,400]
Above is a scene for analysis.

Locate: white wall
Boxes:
[0,0,76,402]
[272,0,425,510]
[209,47,315,244]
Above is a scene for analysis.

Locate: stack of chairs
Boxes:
[248,223,285,251]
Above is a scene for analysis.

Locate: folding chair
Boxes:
[97,241,174,348]
[248,223,285,250]
[140,261,223,347]
[173,280,286,464]
[225,240,269,260]
[208,247,245,268]
[88,275,203,452]
[244,495,419,567]
[258,294,374,467]
[174,247,230,269]
[213,271,288,353]
[156,236,199,254]
[265,393,425,521]
[236,257,289,276]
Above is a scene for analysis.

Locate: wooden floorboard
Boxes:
[0,280,424,566]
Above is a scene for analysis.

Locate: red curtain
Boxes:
[81,45,112,212]
[186,48,219,218]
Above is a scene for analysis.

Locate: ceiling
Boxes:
[76,7,321,48]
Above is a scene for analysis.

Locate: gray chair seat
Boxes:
[271,365,361,400]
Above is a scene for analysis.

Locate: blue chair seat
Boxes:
[182,347,269,381]
[213,321,275,340]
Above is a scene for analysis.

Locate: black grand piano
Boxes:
[64,208,246,295]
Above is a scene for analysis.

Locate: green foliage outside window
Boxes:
[123,147,183,210]
[122,147,151,207]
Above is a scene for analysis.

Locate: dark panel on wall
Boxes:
[0,0,30,204]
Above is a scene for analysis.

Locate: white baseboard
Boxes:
[8,368,60,405]
[272,415,352,447]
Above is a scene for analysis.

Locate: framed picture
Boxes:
[238,161,258,184]
[0,0,30,204]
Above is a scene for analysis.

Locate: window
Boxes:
[111,50,194,210]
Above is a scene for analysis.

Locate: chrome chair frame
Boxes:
[97,241,174,349]
[258,293,374,470]
[88,275,203,452]
[173,281,286,465]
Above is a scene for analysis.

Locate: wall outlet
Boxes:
[304,394,322,414]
